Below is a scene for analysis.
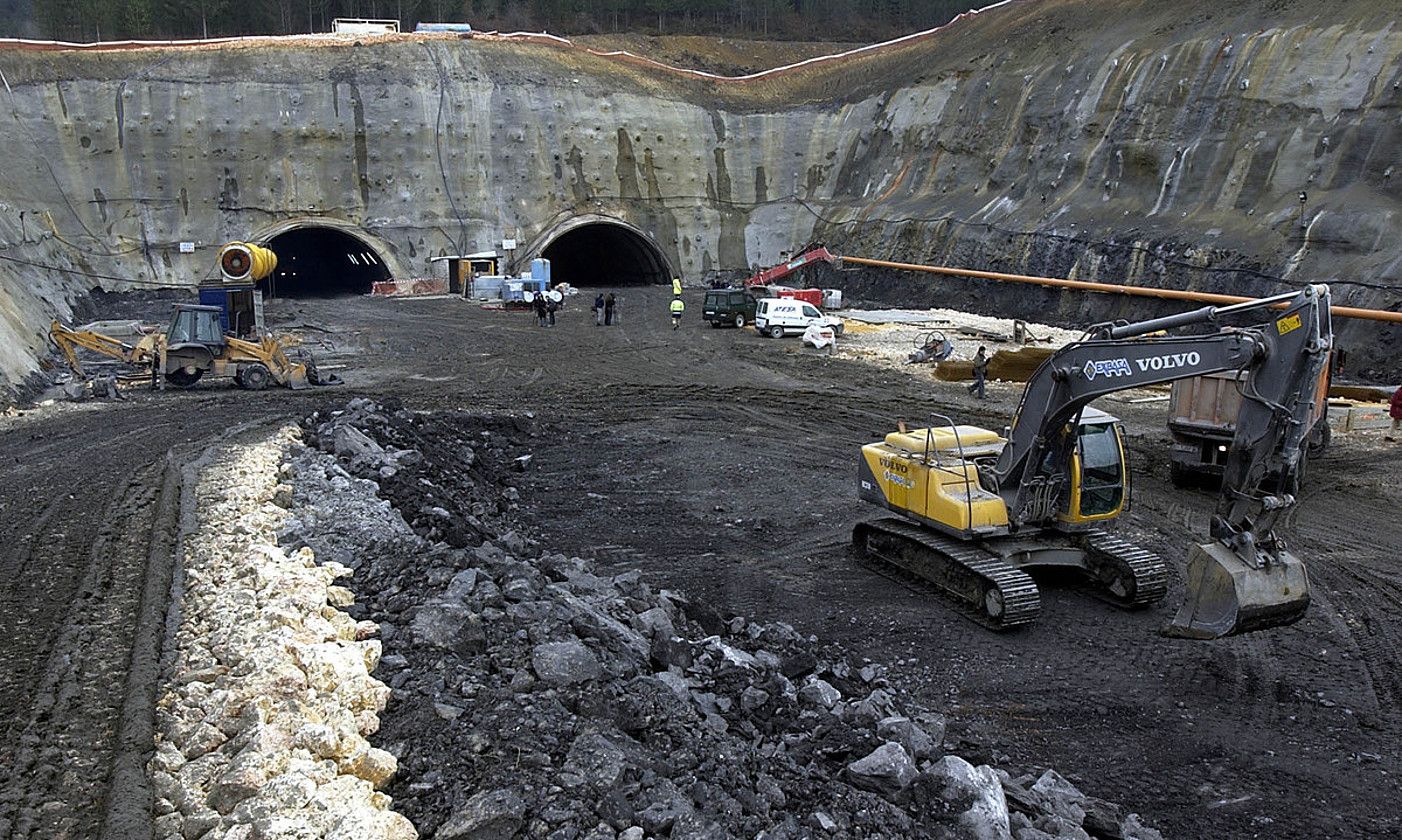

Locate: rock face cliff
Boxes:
[0,0,1398,396]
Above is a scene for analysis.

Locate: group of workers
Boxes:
[591,292,621,326]
[551,279,684,330]
[531,291,559,327]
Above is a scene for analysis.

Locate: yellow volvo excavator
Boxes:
[855,285,1332,639]
[51,304,321,390]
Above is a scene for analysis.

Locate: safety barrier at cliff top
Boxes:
[0,0,1021,82]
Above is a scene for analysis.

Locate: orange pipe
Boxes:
[838,255,1402,324]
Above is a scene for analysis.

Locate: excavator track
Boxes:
[1080,529,1169,608]
[853,517,1041,631]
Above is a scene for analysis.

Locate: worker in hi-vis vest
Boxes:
[672,277,683,296]
[669,296,685,330]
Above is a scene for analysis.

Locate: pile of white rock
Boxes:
[147,426,417,839]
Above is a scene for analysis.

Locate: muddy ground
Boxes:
[1,286,1399,839]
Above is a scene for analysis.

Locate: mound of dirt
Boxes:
[283,398,1163,839]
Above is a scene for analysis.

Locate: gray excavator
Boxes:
[855,285,1332,639]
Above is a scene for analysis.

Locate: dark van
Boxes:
[704,288,759,328]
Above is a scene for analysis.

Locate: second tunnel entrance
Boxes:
[539,221,671,287]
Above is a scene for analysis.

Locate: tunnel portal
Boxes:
[540,221,671,287]
[260,226,391,297]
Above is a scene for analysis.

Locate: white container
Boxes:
[471,276,506,299]
[822,289,844,309]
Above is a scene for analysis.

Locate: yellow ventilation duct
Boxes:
[218,241,279,283]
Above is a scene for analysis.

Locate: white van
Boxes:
[754,298,844,339]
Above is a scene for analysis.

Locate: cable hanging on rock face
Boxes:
[422,42,470,256]
[0,250,217,287]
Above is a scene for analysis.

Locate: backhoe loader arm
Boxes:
[49,321,153,375]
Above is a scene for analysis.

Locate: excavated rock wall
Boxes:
[0,0,1399,394]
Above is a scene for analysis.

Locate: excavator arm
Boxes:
[989,286,1332,637]
[744,247,838,287]
[993,330,1265,524]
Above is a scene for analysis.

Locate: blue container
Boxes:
[198,286,229,331]
[531,258,552,285]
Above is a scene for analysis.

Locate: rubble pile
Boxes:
[149,428,416,839]
[285,399,1164,840]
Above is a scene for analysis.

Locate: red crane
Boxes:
[743,247,838,287]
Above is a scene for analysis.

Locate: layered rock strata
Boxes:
[1,0,1399,392]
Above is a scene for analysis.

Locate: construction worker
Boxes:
[672,276,683,296]
[532,293,548,327]
[669,296,685,330]
[1388,384,1402,442]
[967,346,988,399]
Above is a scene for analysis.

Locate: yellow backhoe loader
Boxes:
[51,304,322,391]
[855,285,1332,639]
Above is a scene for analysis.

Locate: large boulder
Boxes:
[561,732,627,791]
[846,742,918,798]
[876,715,939,761]
[331,425,384,462]
[797,678,841,709]
[531,639,602,685]
[926,755,1012,840]
[411,603,487,657]
[1030,769,1088,824]
[436,788,527,840]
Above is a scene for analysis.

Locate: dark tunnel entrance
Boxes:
[540,222,671,286]
[260,226,391,297]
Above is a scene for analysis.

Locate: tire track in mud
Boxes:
[0,400,285,840]
[0,461,164,839]
[1121,481,1381,722]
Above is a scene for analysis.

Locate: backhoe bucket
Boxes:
[1164,541,1310,639]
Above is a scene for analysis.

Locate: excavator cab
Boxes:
[1060,410,1129,525]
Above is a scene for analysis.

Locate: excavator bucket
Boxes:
[1164,541,1310,639]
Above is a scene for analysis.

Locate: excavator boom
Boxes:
[992,286,1330,638]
